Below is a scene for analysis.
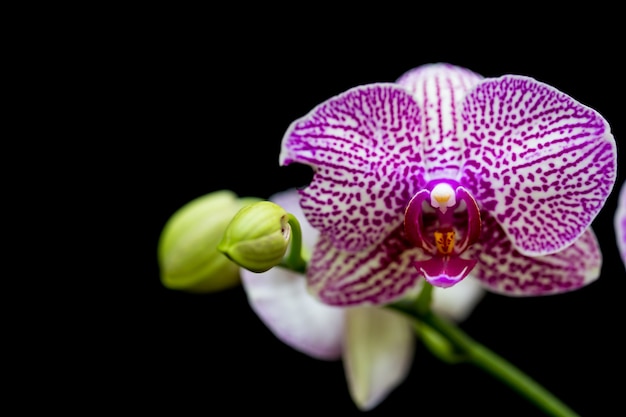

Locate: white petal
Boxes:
[431,277,485,322]
[241,267,345,360]
[343,307,415,411]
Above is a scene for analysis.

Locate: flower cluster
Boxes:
[158,63,620,414]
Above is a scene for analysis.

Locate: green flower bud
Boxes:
[218,201,291,273]
[157,190,259,293]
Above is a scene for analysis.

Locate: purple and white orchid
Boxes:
[241,189,485,411]
[616,182,626,269]
[279,63,616,306]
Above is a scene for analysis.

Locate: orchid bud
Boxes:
[218,201,291,273]
[158,190,259,293]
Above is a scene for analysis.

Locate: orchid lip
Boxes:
[405,180,482,287]
[415,257,478,288]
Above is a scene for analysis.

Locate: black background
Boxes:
[98,11,626,417]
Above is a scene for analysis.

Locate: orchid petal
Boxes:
[307,225,428,306]
[279,84,426,253]
[467,212,601,296]
[396,63,483,179]
[241,267,345,360]
[431,278,485,322]
[343,307,415,411]
[615,182,626,269]
[461,75,617,256]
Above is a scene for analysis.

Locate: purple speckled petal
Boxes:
[461,75,617,256]
[343,307,414,411]
[616,182,626,269]
[396,63,483,179]
[279,84,426,253]
[307,225,428,306]
[466,211,601,296]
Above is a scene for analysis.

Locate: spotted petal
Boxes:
[279,84,426,253]
[461,75,617,256]
[343,306,414,411]
[616,182,626,269]
[308,225,427,306]
[467,212,601,296]
[396,63,483,179]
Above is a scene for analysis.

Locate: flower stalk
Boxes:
[279,213,307,274]
[390,292,580,417]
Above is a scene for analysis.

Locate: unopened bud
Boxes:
[158,190,259,293]
[218,201,291,273]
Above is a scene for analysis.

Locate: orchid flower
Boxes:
[241,189,485,411]
[279,63,616,306]
[616,182,626,269]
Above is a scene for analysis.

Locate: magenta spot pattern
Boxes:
[460,76,615,255]
[280,84,426,253]
[467,211,601,295]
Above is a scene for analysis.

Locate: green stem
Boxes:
[279,213,307,274]
[414,282,433,315]
[426,312,579,417]
[389,302,580,417]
